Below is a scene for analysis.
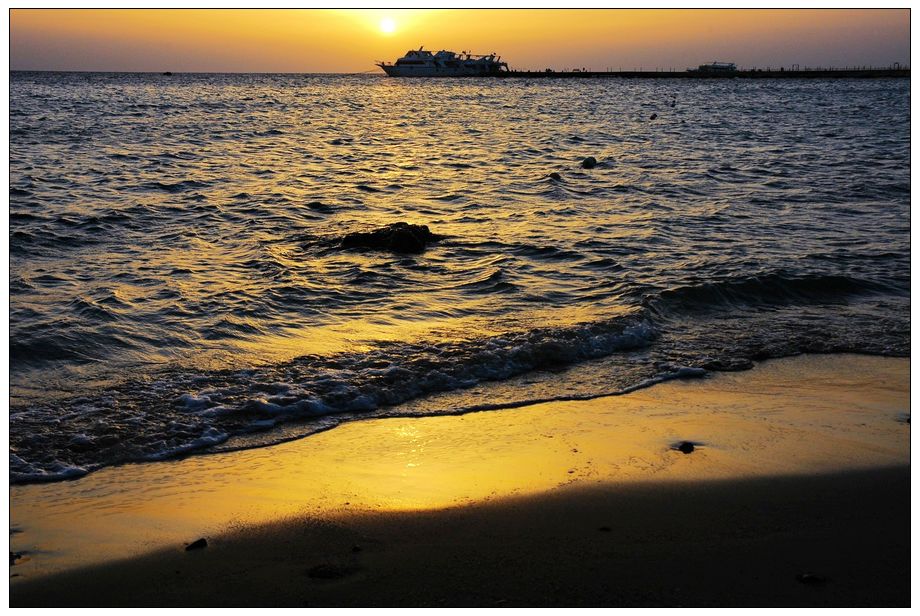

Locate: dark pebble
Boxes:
[796,572,828,585]
[185,538,208,551]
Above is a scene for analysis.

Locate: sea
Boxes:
[9,72,910,484]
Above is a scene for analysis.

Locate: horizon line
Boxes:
[11,64,910,75]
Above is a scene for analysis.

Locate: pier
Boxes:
[498,66,909,79]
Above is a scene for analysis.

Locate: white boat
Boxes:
[377,47,508,77]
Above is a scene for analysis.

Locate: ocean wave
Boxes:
[9,279,910,484]
[643,272,903,316]
[9,314,658,483]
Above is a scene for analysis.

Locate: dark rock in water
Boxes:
[306,201,334,212]
[548,172,562,181]
[163,71,173,76]
[796,572,828,586]
[676,441,695,454]
[340,222,444,254]
[650,113,658,120]
[581,156,598,169]
[307,562,360,579]
[185,538,208,551]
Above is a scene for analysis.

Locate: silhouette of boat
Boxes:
[377,47,508,77]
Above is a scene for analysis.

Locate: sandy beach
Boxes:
[10,354,909,607]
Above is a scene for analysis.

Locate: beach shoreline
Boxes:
[10,353,910,606]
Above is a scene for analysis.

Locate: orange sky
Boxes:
[10,9,910,72]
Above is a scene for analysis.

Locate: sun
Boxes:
[379,17,396,35]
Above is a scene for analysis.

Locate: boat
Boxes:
[690,61,737,73]
[377,47,508,77]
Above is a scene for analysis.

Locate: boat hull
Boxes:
[379,64,506,77]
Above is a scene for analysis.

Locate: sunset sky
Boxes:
[10,9,910,73]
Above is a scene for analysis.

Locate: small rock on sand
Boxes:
[796,572,828,585]
[185,538,208,551]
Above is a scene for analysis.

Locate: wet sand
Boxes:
[10,467,909,607]
[10,354,910,606]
